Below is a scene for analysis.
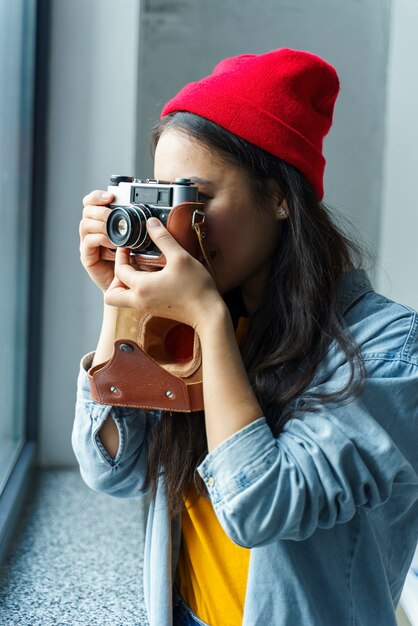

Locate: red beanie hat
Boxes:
[161,48,340,200]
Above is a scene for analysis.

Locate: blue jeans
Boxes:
[173,588,209,626]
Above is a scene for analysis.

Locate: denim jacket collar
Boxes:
[337,268,374,316]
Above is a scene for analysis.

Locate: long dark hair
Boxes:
[142,112,365,513]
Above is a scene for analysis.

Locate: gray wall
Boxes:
[136,0,391,257]
[377,0,418,310]
[39,0,140,465]
[40,0,392,466]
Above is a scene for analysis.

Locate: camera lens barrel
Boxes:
[106,204,153,250]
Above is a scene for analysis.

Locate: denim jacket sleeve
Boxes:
[197,301,418,548]
[72,353,153,498]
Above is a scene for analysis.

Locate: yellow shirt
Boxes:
[176,316,251,625]
[176,486,250,626]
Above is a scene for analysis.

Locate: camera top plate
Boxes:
[107,175,199,207]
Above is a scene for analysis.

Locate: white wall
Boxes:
[40,0,392,466]
[377,0,418,310]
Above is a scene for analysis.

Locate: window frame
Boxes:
[0,0,50,565]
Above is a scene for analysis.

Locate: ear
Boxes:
[275,199,289,221]
[266,178,288,221]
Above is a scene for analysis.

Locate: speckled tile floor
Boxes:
[0,469,412,626]
[0,468,149,626]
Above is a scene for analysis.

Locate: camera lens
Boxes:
[106,205,152,250]
[115,217,128,237]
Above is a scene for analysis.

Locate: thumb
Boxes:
[146,217,181,258]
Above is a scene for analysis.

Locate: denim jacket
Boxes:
[72,270,418,626]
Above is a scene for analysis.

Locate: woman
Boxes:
[73,49,418,626]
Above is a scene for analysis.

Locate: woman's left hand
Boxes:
[104,217,224,329]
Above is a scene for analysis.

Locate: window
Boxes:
[0,0,41,560]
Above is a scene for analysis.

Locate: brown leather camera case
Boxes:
[89,201,206,412]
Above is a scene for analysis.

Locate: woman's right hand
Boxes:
[79,189,116,293]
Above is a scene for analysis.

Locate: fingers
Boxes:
[146,218,184,260]
[104,284,135,309]
[104,248,138,308]
[82,189,114,207]
[80,233,114,262]
[82,204,111,221]
[111,247,139,287]
[79,190,117,292]
[80,197,113,248]
[79,217,108,237]
[106,246,162,309]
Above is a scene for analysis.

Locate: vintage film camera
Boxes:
[106,175,201,258]
[89,174,206,412]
